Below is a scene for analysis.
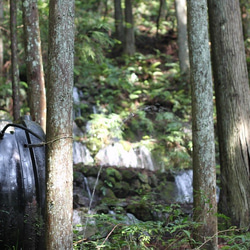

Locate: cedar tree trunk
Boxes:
[208,0,250,228]
[22,0,46,131]
[45,0,75,249]
[187,0,218,248]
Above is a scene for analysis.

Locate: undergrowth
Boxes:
[73,204,250,249]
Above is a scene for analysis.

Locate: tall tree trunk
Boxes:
[124,0,135,55]
[114,0,124,44]
[240,0,250,40]
[10,0,20,120]
[22,0,46,131]
[175,0,189,74]
[156,0,167,37]
[0,1,3,77]
[208,0,250,228]
[187,0,217,249]
[45,0,75,249]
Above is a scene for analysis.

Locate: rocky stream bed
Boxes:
[73,164,193,239]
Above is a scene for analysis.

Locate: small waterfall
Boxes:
[73,141,94,165]
[95,143,156,170]
[137,146,155,171]
[95,142,138,168]
[175,170,193,203]
[175,170,220,203]
[73,87,81,118]
[83,177,92,200]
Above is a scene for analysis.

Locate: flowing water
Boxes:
[73,141,94,165]
[175,170,193,203]
[83,176,92,200]
[95,142,138,168]
[136,146,155,171]
[174,170,220,203]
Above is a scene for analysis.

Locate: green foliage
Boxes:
[86,113,123,153]
[73,47,192,169]
[73,202,195,249]
[73,203,250,249]
[74,6,115,64]
[217,228,250,250]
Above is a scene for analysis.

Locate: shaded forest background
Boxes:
[1,0,195,171]
[2,0,250,249]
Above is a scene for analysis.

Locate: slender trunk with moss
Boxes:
[187,0,217,248]
[10,0,20,120]
[175,0,189,74]
[22,0,46,131]
[114,0,124,44]
[124,0,135,55]
[45,0,75,249]
[156,0,167,36]
[0,1,3,77]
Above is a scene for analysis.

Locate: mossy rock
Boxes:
[73,171,85,185]
[120,168,137,181]
[130,179,141,195]
[148,174,158,187]
[101,196,119,207]
[73,163,87,174]
[155,171,175,182]
[126,203,153,221]
[141,183,151,193]
[105,176,117,187]
[86,166,101,177]
[155,182,177,203]
[96,204,109,214]
[106,167,122,181]
[138,172,149,184]
[95,179,104,195]
[75,165,100,177]
[102,188,117,199]
[113,181,130,198]
[113,206,126,215]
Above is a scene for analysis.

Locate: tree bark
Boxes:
[22,0,46,131]
[45,0,75,249]
[124,0,135,55]
[156,0,167,36]
[0,1,3,77]
[208,0,250,228]
[114,0,124,44]
[187,0,217,248]
[240,0,250,40]
[10,0,20,120]
[175,0,189,74]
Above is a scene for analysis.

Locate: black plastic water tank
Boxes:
[0,116,46,249]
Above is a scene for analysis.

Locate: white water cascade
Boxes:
[83,176,92,200]
[175,170,193,203]
[73,87,81,118]
[95,142,138,168]
[73,141,94,165]
[174,170,220,203]
[136,146,155,171]
[95,142,156,170]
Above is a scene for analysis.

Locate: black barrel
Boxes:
[0,117,46,249]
